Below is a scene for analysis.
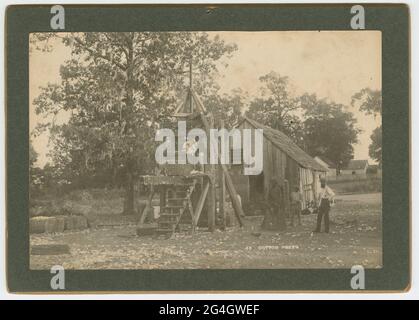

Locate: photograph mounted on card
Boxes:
[6,4,409,292]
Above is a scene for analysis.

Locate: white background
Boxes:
[1,0,416,300]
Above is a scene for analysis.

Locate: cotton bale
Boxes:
[29,216,51,234]
[31,244,70,255]
[45,216,65,233]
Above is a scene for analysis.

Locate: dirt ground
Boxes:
[30,192,382,270]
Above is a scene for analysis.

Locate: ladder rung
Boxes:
[160,214,178,218]
[159,221,175,226]
[163,205,185,210]
[159,221,177,225]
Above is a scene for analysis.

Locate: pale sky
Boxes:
[30,31,381,167]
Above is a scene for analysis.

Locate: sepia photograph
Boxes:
[28,30,382,270]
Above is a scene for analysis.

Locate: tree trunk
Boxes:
[277,207,287,231]
[122,36,136,216]
[122,171,136,215]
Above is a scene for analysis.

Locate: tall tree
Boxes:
[29,141,40,196]
[32,32,236,214]
[369,126,382,167]
[352,88,382,166]
[351,88,382,117]
[29,141,38,168]
[203,88,245,129]
[301,94,360,174]
[245,71,302,143]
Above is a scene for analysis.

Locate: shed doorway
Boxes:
[249,172,265,202]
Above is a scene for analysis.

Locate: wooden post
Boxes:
[189,59,193,113]
[219,120,226,230]
[207,115,216,232]
[160,185,166,211]
[192,90,244,226]
[222,164,244,227]
[139,187,155,225]
[194,180,210,226]
[283,179,290,227]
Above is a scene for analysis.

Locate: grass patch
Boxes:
[328,177,382,194]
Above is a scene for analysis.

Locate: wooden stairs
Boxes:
[156,180,197,238]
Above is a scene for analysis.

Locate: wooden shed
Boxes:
[231,117,327,211]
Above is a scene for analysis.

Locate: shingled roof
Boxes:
[238,117,326,172]
[343,159,369,170]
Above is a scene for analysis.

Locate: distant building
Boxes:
[366,164,382,177]
[341,160,369,176]
[314,156,336,177]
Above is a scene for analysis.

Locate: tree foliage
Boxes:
[369,126,382,167]
[352,88,382,166]
[31,32,237,213]
[245,72,302,141]
[301,93,360,173]
[29,141,38,168]
[203,88,246,129]
[351,88,382,117]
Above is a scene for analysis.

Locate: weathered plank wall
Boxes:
[235,119,322,210]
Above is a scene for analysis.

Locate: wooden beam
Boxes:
[219,120,226,230]
[221,163,244,226]
[194,181,210,226]
[192,90,244,227]
[173,92,188,115]
[207,115,216,232]
[159,185,166,212]
[187,199,195,232]
[139,188,155,225]
[191,90,207,113]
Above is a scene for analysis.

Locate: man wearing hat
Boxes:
[314,178,335,233]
